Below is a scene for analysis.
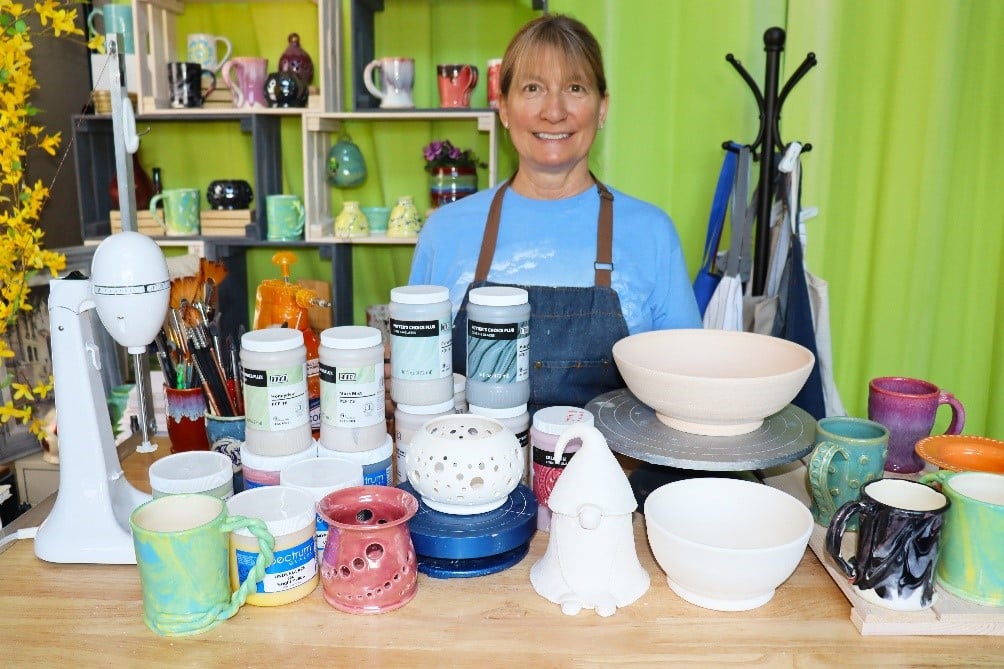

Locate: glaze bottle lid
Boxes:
[397,398,455,414]
[532,405,595,436]
[320,325,383,349]
[469,286,528,306]
[469,403,528,419]
[242,328,305,352]
[390,284,449,305]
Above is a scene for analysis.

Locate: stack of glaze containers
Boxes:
[529,406,595,531]
[315,326,394,485]
[465,287,532,486]
[388,285,455,483]
[239,328,317,491]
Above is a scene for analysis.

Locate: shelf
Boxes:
[72,113,282,241]
[133,0,342,113]
[301,109,499,242]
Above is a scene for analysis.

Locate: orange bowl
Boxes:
[914,434,1004,473]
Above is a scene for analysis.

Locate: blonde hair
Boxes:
[500,14,607,98]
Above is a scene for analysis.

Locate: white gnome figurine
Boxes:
[530,424,649,616]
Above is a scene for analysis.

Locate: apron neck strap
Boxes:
[475,173,614,287]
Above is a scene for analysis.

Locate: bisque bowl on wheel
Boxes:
[644,477,813,611]
[612,329,815,436]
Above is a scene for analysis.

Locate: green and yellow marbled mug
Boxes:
[150,188,201,236]
[920,470,1004,606]
[130,493,274,636]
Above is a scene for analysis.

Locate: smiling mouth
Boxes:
[534,132,571,140]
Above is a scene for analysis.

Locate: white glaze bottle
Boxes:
[318,325,387,452]
[241,328,312,456]
[465,286,530,409]
[389,285,453,406]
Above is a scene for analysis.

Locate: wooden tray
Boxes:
[110,210,160,236]
[763,461,1004,636]
[200,209,253,236]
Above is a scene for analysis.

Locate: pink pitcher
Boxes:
[221,57,268,109]
[317,485,418,614]
[437,64,478,108]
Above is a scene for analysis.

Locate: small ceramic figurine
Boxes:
[530,424,649,617]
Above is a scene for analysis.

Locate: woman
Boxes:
[409,13,701,412]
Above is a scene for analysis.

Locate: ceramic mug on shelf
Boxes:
[363,57,415,109]
[130,494,275,636]
[150,188,201,236]
[167,61,216,108]
[88,4,134,54]
[187,33,233,73]
[486,58,502,109]
[807,416,889,527]
[265,194,306,241]
[919,470,1004,606]
[825,478,948,612]
[221,57,268,109]
[868,376,965,474]
[437,63,478,108]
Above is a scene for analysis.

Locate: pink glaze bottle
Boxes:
[530,406,595,532]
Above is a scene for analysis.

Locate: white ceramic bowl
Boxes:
[612,329,815,436]
[405,414,523,515]
[644,477,813,611]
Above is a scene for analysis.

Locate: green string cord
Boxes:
[219,515,276,620]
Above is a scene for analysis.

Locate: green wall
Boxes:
[140,0,1004,438]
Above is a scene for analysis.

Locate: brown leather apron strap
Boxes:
[594,178,614,287]
[474,173,615,286]
[473,176,511,282]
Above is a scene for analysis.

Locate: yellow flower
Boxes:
[1,1,75,443]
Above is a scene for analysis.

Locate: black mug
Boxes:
[168,62,216,108]
[825,478,949,611]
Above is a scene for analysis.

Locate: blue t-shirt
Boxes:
[408,182,702,335]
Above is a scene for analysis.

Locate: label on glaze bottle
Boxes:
[237,536,317,593]
[390,318,452,380]
[243,364,309,431]
[467,319,530,384]
[319,361,384,428]
[315,514,328,553]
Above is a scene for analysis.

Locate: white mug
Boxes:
[187,33,233,73]
[363,57,415,109]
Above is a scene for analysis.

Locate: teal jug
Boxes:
[327,133,367,188]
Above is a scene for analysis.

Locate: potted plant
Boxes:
[422,139,485,208]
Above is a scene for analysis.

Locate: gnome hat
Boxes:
[546,424,638,518]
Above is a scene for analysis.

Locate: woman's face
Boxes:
[499,46,608,181]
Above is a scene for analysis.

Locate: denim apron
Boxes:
[452,176,629,414]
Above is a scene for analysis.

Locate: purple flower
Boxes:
[422,138,485,172]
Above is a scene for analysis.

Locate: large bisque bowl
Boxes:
[612,329,815,436]
[644,477,813,611]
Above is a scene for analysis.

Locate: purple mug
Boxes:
[868,376,965,474]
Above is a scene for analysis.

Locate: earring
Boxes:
[503,121,509,129]
[599,119,606,129]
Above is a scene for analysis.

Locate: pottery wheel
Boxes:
[399,482,537,578]
[585,389,816,471]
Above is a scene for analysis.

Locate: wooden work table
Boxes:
[1,439,1001,667]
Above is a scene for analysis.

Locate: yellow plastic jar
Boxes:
[227,485,318,606]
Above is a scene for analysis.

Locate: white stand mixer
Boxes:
[33,233,169,564]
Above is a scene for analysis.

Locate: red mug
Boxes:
[164,384,211,453]
[436,64,478,108]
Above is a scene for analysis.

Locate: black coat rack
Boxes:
[724,27,816,295]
